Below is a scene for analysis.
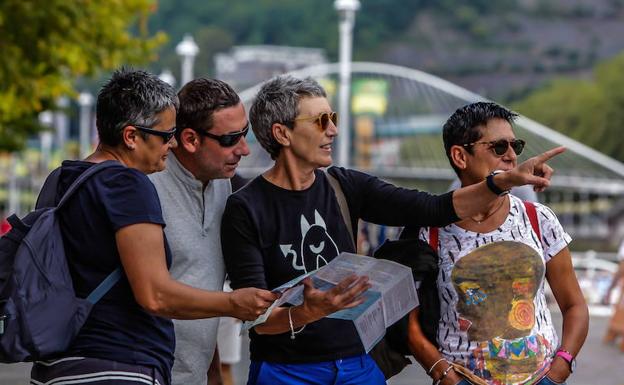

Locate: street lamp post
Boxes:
[54,96,70,159]
[78,92,94,159]
[38,111,54,171]
[158,69,177,88]
[176,34,199,86]
[8,154,19,215]
[334,0,360,168]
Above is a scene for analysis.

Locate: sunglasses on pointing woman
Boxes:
[196,124,250,147]
[462,138,526,156]
[294,111,338,131]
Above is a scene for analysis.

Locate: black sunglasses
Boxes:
[134,125,177,143]
[293,111,338,131]
[197,124,249,147]
[462,138,526,156]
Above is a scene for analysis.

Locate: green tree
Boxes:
[594,54,624,156]
[0,0,165,151]
[513,53,624,161]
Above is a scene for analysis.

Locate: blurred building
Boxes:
[214,45,327,90]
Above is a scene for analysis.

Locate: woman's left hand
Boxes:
[546,357,571,383]
[300,274,370,320]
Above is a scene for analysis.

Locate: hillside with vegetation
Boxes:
[149,0,624,102]
[4,0,624,159]
[144,0,624,161]
[513,52,624,162]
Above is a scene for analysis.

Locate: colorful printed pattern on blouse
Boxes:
[453,241,549,385]
[421,196,572,385]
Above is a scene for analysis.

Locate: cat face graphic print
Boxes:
[280,210,340,273]
[451,241,551,385]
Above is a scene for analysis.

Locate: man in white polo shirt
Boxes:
[149,78,251,385]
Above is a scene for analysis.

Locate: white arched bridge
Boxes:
[2,62,623,246]
[237,62,624,244]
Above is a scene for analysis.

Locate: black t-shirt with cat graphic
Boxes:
[221,166,458,363]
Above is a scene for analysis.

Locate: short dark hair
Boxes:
[96,68,179,146]
[249,76,326,160]
[442,102,519,175]
[176,78,240,139]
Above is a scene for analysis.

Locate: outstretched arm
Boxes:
[452,146,565,219]
[116,223,279,321]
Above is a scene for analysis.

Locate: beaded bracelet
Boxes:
[288,306,306,340]
[433,365,454,385]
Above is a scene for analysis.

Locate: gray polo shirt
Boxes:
[149,153,230,385]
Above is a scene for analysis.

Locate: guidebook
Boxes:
[242,252,418,352]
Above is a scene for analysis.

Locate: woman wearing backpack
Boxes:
[407,103,588,385]
[29,69,278,385]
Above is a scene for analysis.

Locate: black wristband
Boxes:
[486,172,509,196]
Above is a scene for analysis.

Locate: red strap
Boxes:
[523,201,541,241]
[429,227,439,250]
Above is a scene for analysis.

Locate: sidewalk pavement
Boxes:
[2,312,622,385]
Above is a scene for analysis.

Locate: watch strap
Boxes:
[485,172,508,196]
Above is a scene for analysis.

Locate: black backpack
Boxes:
[325,171,440,378]
[0,161,122,362]
[373,226,440,354]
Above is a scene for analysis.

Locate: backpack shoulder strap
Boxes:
[56,160,119,209]
[429,227,439,250]
[35,167,62,209]
[55,160,122,304]
[86,268,123,304]
[325,168,355,250]
[523,200,541,241]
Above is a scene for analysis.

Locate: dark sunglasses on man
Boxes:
[196,124,250,148]
[462,138,526,156]
[134,125,177,143]
[293,111,338,131]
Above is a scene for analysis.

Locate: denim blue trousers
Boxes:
[247,353,386,385]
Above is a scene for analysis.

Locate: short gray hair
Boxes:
[249,75,326,159]
[96,67,179,146]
